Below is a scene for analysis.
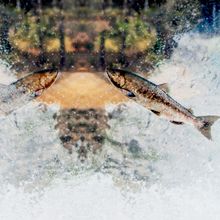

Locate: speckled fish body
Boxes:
[0,68,58,116]
[106,68,219,140]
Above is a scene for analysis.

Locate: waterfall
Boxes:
[200,0,220,33]
[1,27,220,220]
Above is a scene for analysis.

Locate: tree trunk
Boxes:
[119,27,127,65]
[200,0,220,32]
[0,13,12,54]
[16,0,21,10]
[119,5,128,66]
[128,0,146,13]
[102,0,109,10]
[37,0,46,65]
[148,0,166,8]
[58,0,66,69]
[112,0,124,8]
[99,31,106,69]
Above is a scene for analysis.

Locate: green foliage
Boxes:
[108,16,148,37]
[12,12,58,47]
[148,0,201,35]
[1,0,202,70]
[105,16,155,51]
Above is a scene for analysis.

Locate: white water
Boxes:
[1,32,220,219]
[0,60,16,84]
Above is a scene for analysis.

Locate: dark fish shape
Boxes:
[106,68,219,140]
[0,68,59,116]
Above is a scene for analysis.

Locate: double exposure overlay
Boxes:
[1,1,220,220]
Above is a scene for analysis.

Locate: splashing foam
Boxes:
[1,32,220,220]
[0,60,16,84]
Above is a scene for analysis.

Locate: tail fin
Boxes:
[196,115,220,140]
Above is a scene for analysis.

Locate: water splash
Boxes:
[1,31,220,219]
[0,60,16,84]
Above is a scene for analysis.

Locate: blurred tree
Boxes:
[112,0,124,8]
[102,0,110,10]
[57,0,65,69]
[99,30,106,69]
[0,0,54,12]
[128,0,146,13]
[0,8,12,54]
[20,0,36,12]
[148,0,166,8]
[200,0,220,30]
[118,17,129,66]
[0,0,16,7]
[74,0,87,7]
[36,0,46,65]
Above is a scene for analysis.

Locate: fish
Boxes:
[106,68,220,140]
[0,68,59,116]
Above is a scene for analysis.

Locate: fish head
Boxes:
[15,68,59,97]
[106,68,127,89]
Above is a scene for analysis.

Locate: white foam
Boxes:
[0,60,16,84]
[1,32,220,219]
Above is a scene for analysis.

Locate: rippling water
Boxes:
[1,32,220,219]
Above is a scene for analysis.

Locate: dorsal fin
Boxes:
[188,108,194,114]
[158,83,169,93]
[150,109,160,116]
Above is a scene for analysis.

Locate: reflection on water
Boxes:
[1,30,220,219]
[0,102,156,189]
[55,108,108,161]
[52,106,157,188]
[1,1,220,219]
[0,0,201,73]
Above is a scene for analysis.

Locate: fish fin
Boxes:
[121,89,136,98]
[150,110,160,116]
[170,121,184,125]
[196,115,220,140]
[188,108,194,114]
[158,83,169,93]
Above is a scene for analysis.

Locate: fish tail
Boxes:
[196,115,220,140]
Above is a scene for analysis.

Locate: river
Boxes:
[0,30,220,219]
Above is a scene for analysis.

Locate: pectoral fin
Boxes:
[158,83,169,93]
[170,121,184,125]
[188,108,194,114]
[150,110,161,116]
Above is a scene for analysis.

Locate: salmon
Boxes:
[0,68,59,116]
[106,68,219,140]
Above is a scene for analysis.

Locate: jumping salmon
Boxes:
[0,68,59,116]
[106,68,219,140]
